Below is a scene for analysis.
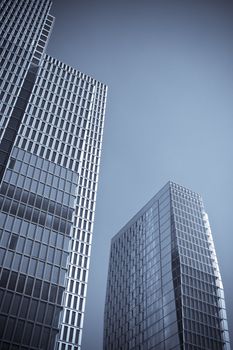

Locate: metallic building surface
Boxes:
[104,182,230,350]
[0,1,107,349]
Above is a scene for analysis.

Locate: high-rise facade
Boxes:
[0,1,107,349]
[104,182,230,350]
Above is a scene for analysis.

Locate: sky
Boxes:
[48,0,233,348]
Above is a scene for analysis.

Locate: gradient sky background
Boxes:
[48,0,233,348]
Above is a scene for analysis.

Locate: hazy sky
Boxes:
[48,0,233,348]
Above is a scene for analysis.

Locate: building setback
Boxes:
[0,1,107,349]
[104,182,230,350]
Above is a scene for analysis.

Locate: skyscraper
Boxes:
[104,182,231,350]
[0,1,107,349]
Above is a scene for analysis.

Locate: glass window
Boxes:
[31,325,42,347]
[39,244,47,260]
[32,242,40,258]
[4,250,13,268]
[11,294,21,316]
[13,319,24,343]
[44,264,52,280]
[45,304,54,325]
[17,274,26,293]
[47,247,54,263]
[17,237,25,252]
[52,266,59,284]
[5,317,15,340]
[37,261,44,279]
[17,203,26,218]
[33,279,42,298]
[25,277,34,295]
[28,258,37,275]
[19,296,30,318]
[40,327,50,348]
[0,314,7,338]
[36,301,46,323]
[57,287,64,304]
[28,299,38,320]
[25,240,33,255]
[54,250,61,265]
[49,284,57,303]
[2,292,13,313]
[41,282,49,300]
[8,271,17,290]
[1,230,10,247]
[9,234,18,250]
[22,322,33,345]
[32,208,40,223]
[12,253,21,270]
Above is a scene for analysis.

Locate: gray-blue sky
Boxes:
[48,1,233,348]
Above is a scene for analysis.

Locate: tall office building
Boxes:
[0,1,107,349]
[104,182,231,350]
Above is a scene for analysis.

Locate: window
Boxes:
[9,234,18,250]
[8,158,16,169]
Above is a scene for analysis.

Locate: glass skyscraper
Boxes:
[104,182,230,350]
[0,1,107,349]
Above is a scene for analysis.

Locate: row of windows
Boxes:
[1,2,49,66]
[185,330,223,349]
[183,284,223,310]
[5,169,74,207]
[27,106,86,135]
[182,264,216,286]
[184,315,221,334]
[2,12,44,46]
[170,183,201,200]
[176,228,209,250]
[0,181,73,220]
[0,314,57,349]
[12,147,77,182]
[183,304,221,327]
[17,138,80,173]
[64,293,84,313]
[64,309,82,328]
[34,79,92,102]
[18,132,82,168]
[0,83,19,104]
[0,195,72,236]
[0,41,32,68]
[61,325,80,345]
[0,213,69,250]
[0,233,68,273]
[0,294,60,330]
[0,248,66,285]
[0,269,63,306]
[178,244,212,266]
[0,55,32,85]
[67,278,86,297]
[44,54,107,91]
[0,226,67,258]
[183,296,219,319]
[183,273,217,296]
[180,252,214,275]
[59,342,79,350]
[72,229,92,245]
[174,212,205,232]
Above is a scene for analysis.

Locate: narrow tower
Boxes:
[0,1,107,349]
[104,182,230,350]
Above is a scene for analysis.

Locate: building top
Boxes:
[43,54,108,89]
[112,181,202,243]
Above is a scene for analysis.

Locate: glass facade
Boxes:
[0,1,107,349]
[104,182,230,350]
